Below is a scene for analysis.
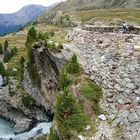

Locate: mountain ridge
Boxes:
[0,4,48,36]
[50,0,140,11]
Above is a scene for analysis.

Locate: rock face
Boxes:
[22,46,68,114]
[0,42,70,135]
[0,86,48,134]
[67,28,140,139]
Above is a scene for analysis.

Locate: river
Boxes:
[0,118,14,138]
[0,118,52,140]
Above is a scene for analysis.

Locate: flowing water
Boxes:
[0,118,14,138]
[0,117,52,140]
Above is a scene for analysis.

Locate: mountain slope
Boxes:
[50,0,140,11]
[0,5,47,36]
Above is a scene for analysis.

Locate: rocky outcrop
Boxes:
[67,28,140,140]
[45,12,77,27]
[22,45,69,115]
[0,42,71,135]
[0,86,48,134]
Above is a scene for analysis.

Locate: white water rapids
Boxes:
[0,118,52,140]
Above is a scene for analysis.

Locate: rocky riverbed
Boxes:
[66,27,140,140]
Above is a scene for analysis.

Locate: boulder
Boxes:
[128,113,139,123]
[14,118,32,134]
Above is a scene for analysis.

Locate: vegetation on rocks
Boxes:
[25,27,41,87]
[48,129,60,140]
[66,54,80,74]
[49,53,103,139]
[22,94,36,109]
[52,54,98,139]
[0,40,18,63]
[0,44,3,54]
[19,56,25,81]
[80,80,103,115]
[55,88,88,139]
[59,69,71,90]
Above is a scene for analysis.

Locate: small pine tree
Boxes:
[20,56,25,66]
[38,32,42,40]
[0,44,3,54]
[55,89,88,139]
[0,62,5,77]
[4,40,8,50]
[50,31,55,37]
[3,50,11,63]
[26,27,37,44]
[59,69,71,90]
[66,54,80,74]
[44,32,49,39]
[10,47,17,57]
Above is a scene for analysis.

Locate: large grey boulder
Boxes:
[128,112,139,123]
[14,118,32,134]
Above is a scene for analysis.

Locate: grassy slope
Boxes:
[0,31,28,70]
[37,0,140,25]
[70,8,140,24]
[0,24,69,72]
[50,0,140,12]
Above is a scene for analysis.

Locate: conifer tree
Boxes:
[3,50,11,63]
[0,44,3,54]
[0,62,5,77]
[66,54,80,74]
[4,40,8,50]
[26,27,37,43]
[55,89,88,139]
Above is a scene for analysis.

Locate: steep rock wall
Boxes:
[22,46,68,114]
[0,86,47,134]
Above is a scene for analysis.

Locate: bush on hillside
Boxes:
[0,62,5,77]
[55,89,88,139]
[48,129,61,140]
[4,40,8,50]
[66,54,80,74]
[0,44,3,54]
[22,94,36,109]
[59,69,71,90]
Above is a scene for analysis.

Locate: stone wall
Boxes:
[67,28,140,140]
[81,25,140,35]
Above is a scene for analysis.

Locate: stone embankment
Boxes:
[67,28,140,140]
[82,25,140,35]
